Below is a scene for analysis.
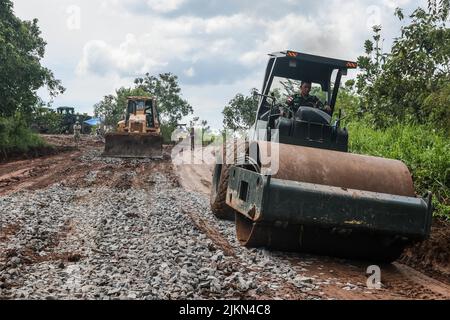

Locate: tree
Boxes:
[423,83,450,130]
[134,73,193,126]
[93,95,117,127]
[333,80,362,121]
[0,0,64,118]
[356,0,450,128]
[222,89,259,130]
[30,106,63,133]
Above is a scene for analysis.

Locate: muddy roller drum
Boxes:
[228,141,433,262]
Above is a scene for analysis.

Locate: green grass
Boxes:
[160,123,176,144]
[0,116,47,155]
[346,120,450,219]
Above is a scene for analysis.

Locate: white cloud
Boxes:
[74,3,376,79]
[12,0,423,129]
[184,67,195,77]
[146,0,186,13]
[75,14,261,78]
[383,0,411,8]
[76,35,167,77]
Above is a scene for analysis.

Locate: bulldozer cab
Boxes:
[57,106,75,115]
[253,51,358,152]
[125,97,158,129]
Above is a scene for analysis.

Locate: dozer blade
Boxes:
[103,132,163,158]
[227,141,433,262]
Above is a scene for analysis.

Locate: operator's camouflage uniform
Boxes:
[287,94,324,113]
[73,123,81,143]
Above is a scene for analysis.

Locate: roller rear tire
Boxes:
[210,163,235,220]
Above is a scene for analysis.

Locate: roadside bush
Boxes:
[31,110,64,134]
[160,123,176,144]
[423,83,450,131]
[0,115,46,155]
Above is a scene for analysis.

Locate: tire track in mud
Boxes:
[388,263,450,299]
[0,151,83,196]
[182,209,235,257]
[282,254,450,300]
[0,135,107,196]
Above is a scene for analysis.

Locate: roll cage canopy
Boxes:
[258,50,357,117]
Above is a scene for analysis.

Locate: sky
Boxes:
[13,0,424,129]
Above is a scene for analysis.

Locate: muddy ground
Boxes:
[0,134,449,300]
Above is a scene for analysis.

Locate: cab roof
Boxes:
[127,96,154,101]
[263,50,357,90]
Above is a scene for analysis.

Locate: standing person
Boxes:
[73,121,81,146]
[190,127,195,151]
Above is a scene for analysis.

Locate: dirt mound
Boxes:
[0,134,104,164]
[0,145,74,164]
[41,134,103,149]
[400,218,450,283]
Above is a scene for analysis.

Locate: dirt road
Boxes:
[0,135,448,300]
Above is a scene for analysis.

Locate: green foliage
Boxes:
[347,120,450,218]
[30,107,63,134]
[356,1,450,128]
[310,86,327,103]
[94,95,118,127]
[189,118,211,145]
[280,79,300,97]
[423,83,450,130]
[0,0,64,117]
[333,81,362,121]
[134,73,193,126]
[160,123,176,144]
[0,115,45,154]
[222,89,258,130]
[344,0,450,218]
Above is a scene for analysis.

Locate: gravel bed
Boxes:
[0,158,319,300]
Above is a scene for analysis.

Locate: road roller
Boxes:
[210,50,433,262]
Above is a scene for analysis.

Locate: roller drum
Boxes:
[233,141,427,262]
[257,141,415,196]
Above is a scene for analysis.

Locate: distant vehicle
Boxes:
[57,106,91,134]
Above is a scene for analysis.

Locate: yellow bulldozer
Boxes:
[103,96,163,158]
